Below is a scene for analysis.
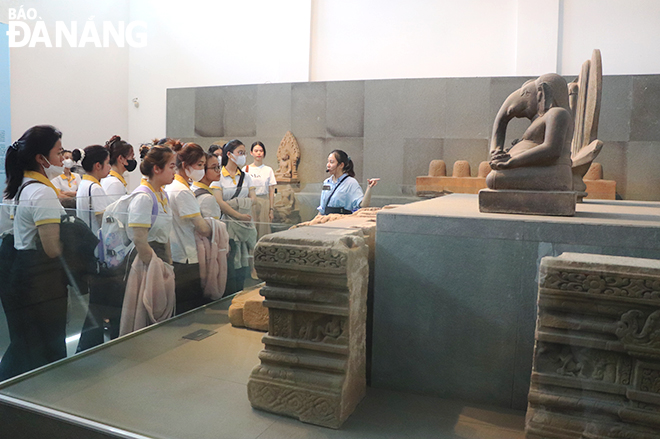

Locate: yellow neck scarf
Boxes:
[109,170,127,187]
[24,170,60,195]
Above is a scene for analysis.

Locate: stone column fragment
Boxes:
[527,253,660,439]
[247,226,369,429]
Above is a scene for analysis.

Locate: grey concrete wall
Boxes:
[167,75,660,201]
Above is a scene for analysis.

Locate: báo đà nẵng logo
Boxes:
[6,7,147,48]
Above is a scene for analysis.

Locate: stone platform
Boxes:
[373,194,660,410]
[479,189,577,216]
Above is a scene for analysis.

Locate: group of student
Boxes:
[0,125,278,381]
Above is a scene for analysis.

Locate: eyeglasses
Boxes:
[208,165,221,172]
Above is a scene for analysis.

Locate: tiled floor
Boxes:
[0,296,526,439]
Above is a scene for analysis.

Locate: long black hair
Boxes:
[5,125,62,198]
[221,139,245,167]
[330,149,355,178]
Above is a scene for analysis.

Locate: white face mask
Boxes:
[43,157,64,179]
[186,166,205,182]
[231,153,246,167]
[62,158,75,169]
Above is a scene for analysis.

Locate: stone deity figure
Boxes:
[487,73,574,192]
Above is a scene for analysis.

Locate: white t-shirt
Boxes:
[165,175,202,264]
[14,177,65,250]
[51,173,82,193]
[101,172,128,203]
[210,167,255,201]
[243,164,276,196]
[192,182,221,220]
[127,189,172,244]
[76,177,111,235]
[0,198,13,237]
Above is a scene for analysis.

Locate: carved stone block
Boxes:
[247,225,369,429]
[527,253,660,439]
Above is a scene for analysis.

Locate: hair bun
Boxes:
[71,149,82,162]
[106,135,121,147]
[139,144,151,159]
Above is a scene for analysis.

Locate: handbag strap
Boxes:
[323,174,349,214]
[230,170,245,200]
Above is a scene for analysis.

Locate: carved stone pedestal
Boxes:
[527,253,660,439]
[478,189,577,216]
[247,226,369,429]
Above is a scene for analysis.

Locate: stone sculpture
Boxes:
[228,287,268,331]
[479,72,577,215]
[275,131,300,183]
[247,221,371,428]
[527,253,660,439]
[569,49,604,200]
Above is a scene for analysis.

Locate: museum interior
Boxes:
[1,1,660,438]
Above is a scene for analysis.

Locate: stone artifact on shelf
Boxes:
[274,131,300,183]
[415,160,490,197]
[479,72,578,216]
[527,252,660,439]
[583,162,616,200]
[272,184,301,226]
[228,287,268,332]
[568,49,604,201]
[247,218,372,429]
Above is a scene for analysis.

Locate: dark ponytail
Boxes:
[73,145,110,172]
[221,139,244,167]
[5,125,62,199]
[330,149,355,178]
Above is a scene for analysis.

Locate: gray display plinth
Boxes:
[372,194,660,410]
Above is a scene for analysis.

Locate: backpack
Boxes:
[98,185,163,268]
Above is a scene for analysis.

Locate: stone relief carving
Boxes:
[542,271,660,300]
[275,131,300,183]
[255,244,348,270]
[527,253,660,439]
[248,224,369,429]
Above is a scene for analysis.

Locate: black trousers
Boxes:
[173,261,209,315]
[0,238,68,381]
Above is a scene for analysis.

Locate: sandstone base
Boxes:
[247,224,370,429]
[228,287,268,331]
[478,189,577,216]
[527,253,660,439]
[584,178,616,200]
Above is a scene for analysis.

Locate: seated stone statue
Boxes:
[487,73,574,192]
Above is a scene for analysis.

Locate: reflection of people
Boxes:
[51,150,81,197]
[317,149,379,216]
[210,139,257,294]
[487,73,574,191]
[164,140,212,315]
[102,135,137,203]
[74,145,112,235]
[0,125,67,380]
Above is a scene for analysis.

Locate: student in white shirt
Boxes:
[74,145,112,235]
[0,125,68,380]
[192,152,222,220]
[101,135,137,203]
[51,150,82,198]
[210,140,257,294]
[163,139,211,315]
[129,144,176,265]
[245,141,276,237]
